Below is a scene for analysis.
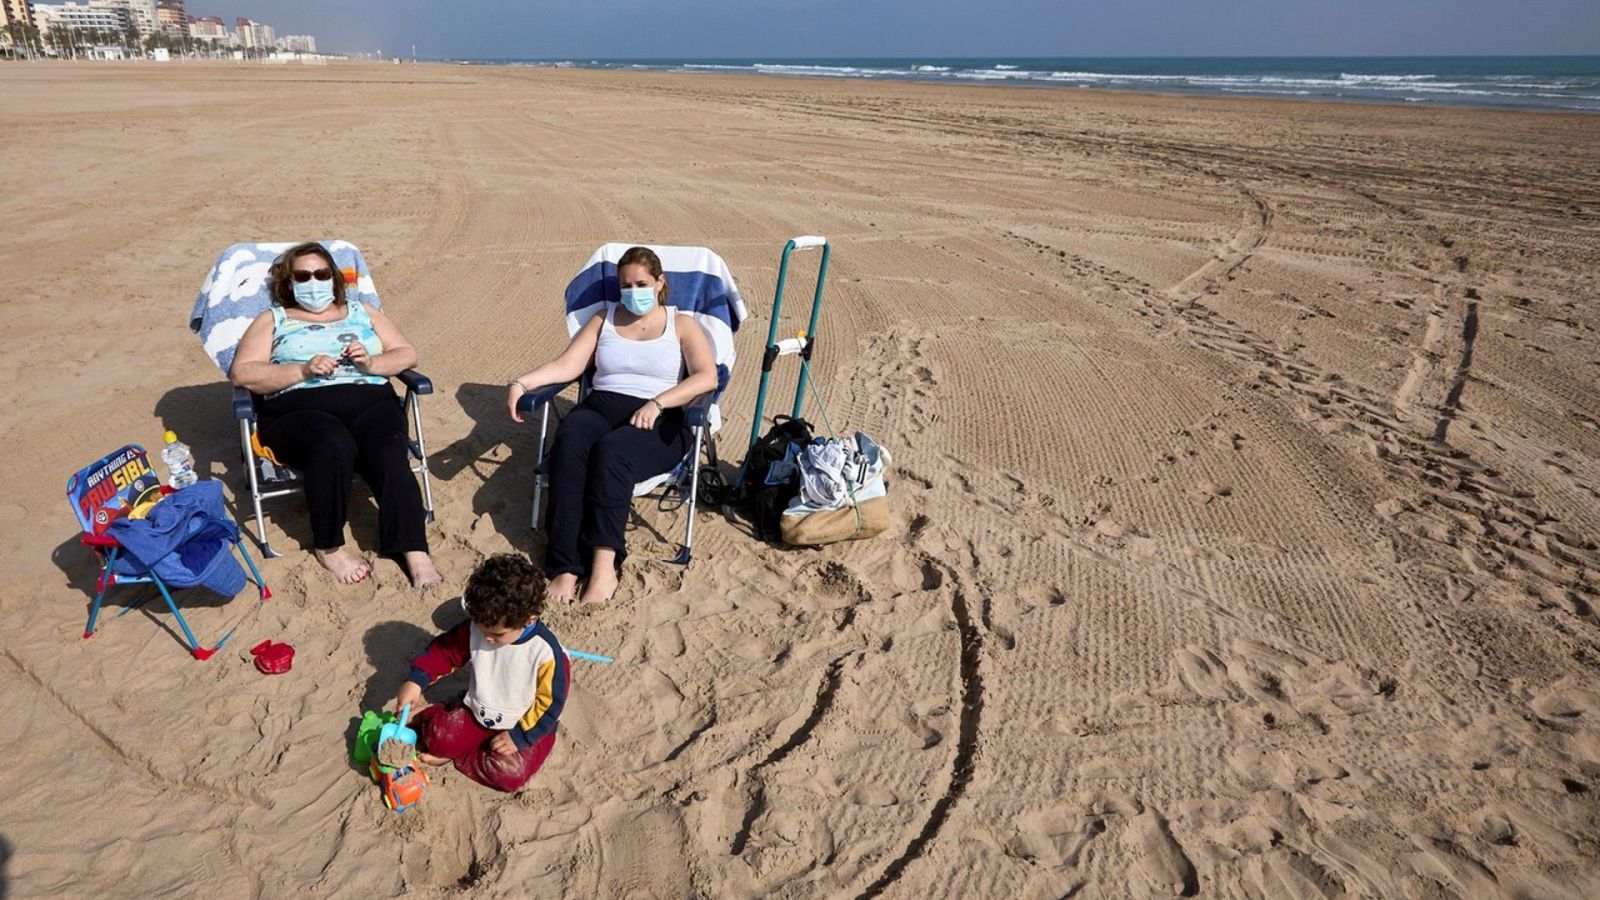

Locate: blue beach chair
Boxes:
[68,444,270,660]
[188,241,436,557]
[518,243,747,565]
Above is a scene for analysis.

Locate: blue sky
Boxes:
[198,1,1600,58]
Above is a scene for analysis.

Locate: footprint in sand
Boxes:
[846,783,899,807]
[902,703,946,749]
[646,622,685,660]
[1173,646,1240,703]
[1004,807,1106,869]
[1128,811,1198,897]
[1245,846,1347,900]
[642,667,685,726]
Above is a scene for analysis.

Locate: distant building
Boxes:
[185,13,221,42]
[93,0,153,37]
[154,0,182,37]
[278,33,314,54]
[232,16,272,51]
[35,1,130,36]
[35,1,132,56]
[2,0,40,55]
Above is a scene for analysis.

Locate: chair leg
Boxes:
[84,548,117,638]
[671,426,707,566]
[242,418,279,558]
[531,403,551,531]
[148,572,207,659]
[408,390,436,525]
[235,537,272,601]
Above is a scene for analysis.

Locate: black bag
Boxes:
[737,416,814,541]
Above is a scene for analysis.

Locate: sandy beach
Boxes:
[3,60,1600,897]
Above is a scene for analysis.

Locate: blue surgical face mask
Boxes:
[293,279,336,312]
[620,285,657,316]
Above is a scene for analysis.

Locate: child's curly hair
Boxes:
[463,553,545,628]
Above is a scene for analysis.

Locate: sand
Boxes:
[3,60,1600,898]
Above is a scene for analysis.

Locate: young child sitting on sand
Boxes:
[394,553,569,793]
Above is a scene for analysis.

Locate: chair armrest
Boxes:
[81,532,120,548]
[516,380,575,416]
[396,368,433,396]
[233,386,256,421]
[685,386,725,427]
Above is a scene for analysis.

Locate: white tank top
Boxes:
[592,304,683,400]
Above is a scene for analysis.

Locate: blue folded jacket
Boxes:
[106,481,247,597]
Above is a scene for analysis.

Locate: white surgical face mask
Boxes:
[620,285,657,315]
[293,279,336,312]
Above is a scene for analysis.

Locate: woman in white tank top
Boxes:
[506,247,719,607]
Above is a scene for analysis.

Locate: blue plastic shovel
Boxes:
[379,704,418,757]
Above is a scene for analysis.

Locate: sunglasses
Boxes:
[291,268,334,283]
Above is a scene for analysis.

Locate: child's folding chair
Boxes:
[517,243,747,565]
[68,444,270,660]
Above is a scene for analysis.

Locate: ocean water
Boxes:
[462,56,1600,112]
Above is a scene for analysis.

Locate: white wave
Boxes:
[1219,87,1314,96]
[751,63,905,78]
[993,64,1019,70]
[953,69,1049,80]
[914,65,951,72]
[1337,73,1436,83]
[1491,80,1585,89]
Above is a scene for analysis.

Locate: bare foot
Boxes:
[547,572,579,606]
[577,565,618,608]
[314,547,371,585]
[405,551,442,588]
[416,751,449,766]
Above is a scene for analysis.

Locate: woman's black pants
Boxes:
[257,383,428,555]
[544,390,690,577]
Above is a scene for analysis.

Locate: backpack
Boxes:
[737,416,814,541]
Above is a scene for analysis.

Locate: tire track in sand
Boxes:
[729,654,849,856]
[856,556,985,900]
[1025,180,1599,623]
[1166,187,1274,309]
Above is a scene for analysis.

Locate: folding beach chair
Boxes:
[188,241,436,557]
[68,444,270,660]
[517,243,747,565]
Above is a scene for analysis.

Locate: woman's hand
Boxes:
[507,381,527,423]
[343,341,373,373]
[302,354,338,380]
[630,398,664,431]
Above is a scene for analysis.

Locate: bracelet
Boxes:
[651,398,665,412]
[508,379,528,391]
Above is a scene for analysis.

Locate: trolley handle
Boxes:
[789,235,828,251]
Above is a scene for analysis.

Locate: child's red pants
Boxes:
[413,703,557,793]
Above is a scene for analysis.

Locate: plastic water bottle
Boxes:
[161,430,199,489]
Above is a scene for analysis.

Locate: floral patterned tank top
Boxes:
[267,299,387,397]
